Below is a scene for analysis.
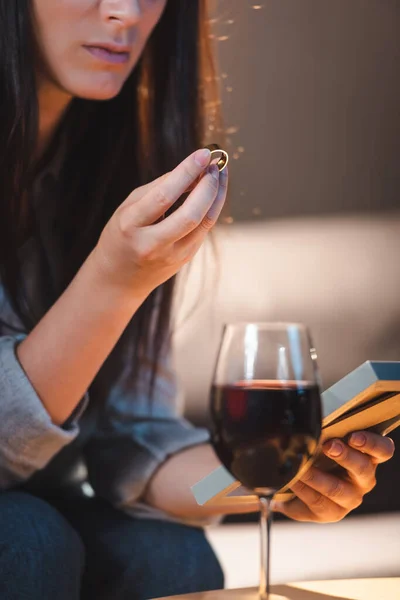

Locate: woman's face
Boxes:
[32,0,168,100]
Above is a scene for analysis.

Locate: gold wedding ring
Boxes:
[205,143,229,172]
[185,143,229,193]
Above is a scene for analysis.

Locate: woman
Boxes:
[0,1,394,599]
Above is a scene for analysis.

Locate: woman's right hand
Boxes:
[92,148,228,297]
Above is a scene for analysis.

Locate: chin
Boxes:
[65,72,128,101]
[75,83,124,101]
[77,88,123,101]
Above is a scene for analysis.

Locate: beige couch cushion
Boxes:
[173,213,400,422]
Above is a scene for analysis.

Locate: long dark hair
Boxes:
[0,0,225,400]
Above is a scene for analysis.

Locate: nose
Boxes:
[100,0,142,28]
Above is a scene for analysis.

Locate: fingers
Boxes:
[205,164,229,222]
[273,432,395,524]
[126,148,212,227]
[123,172,171,209]
[174,165,229,252]
[272,497,317,522]
[272,486,347,523]
[273,467,357,522]
[296,466,363,510]
[151,164,221,243]
[323,439,377,491]
[347,431,395,464]
[288,479,348,522]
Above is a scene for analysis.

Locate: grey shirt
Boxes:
[0,148,210,525]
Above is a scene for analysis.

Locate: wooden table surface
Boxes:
[155,578,400,600]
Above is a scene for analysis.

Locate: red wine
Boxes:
[211,381,322,493]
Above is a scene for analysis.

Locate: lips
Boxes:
[84,45,130,65]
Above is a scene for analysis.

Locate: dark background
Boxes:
[211,0,400,221]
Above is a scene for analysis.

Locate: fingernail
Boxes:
[350,432,366,448]
[194,148,211,167]
[207,164,219,179]
[324,440,343,457]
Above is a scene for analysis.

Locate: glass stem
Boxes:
[259,495,273,599]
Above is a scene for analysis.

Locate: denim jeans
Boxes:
[0,491,224,600]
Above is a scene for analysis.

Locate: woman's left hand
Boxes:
[273,431,395,522]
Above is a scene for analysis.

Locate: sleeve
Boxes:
[0,335,88,488]
[84,343,213,525]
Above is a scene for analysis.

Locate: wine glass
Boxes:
[210,323,322,600]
